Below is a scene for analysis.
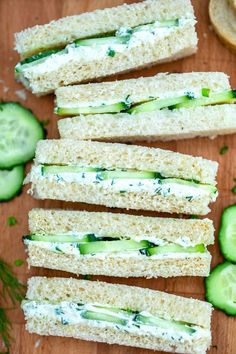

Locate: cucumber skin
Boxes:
[0,165,24,202]
[205,261,236,316]
[219,204,236,263]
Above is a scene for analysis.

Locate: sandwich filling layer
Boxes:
[15,18,193,78]
[29,165,218,202]
[22,300,210,342]
[23,232,208,259]
[55,88,236,116]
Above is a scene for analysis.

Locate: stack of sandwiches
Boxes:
[16,1,224,353]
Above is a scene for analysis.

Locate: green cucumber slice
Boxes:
[0,165,24,201]
[79,239,151,255]
[0,102,44,169]
[219,204,236,262]
[145,243,205,256]
[99,169,159,180]
[161,178,218,195]
[128,95,191,114]
[205,261,236,315]
[56,102,129,116]
[23,233,96,243]
[170,90,236,109]
[74,36,130,46]
[134,314,196,334]
[133,19,179,33]
[41,165,102,175]
[81,310,127,326]
[15,49,64,72]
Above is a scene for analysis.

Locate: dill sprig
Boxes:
[0,259,25,353]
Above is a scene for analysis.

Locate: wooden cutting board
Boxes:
[1,0,236,353]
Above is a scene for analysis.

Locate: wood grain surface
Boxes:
[0,0,236,353]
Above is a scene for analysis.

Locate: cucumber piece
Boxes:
[74,36,130,47]
[219,204,236,262]
[170,89,236,109]
[161,178,218,195]
[15,49,63,72]
[133,19,179,33]
[134,314,196,334]
[23,233,96,243]
[79,239,151,255]
[81,310,127,326]
[56,102,129,116]
[41,165,102,175]
[0,102,44,169]
[145,243,205,256]
[0,165,24,201]
[99,169,160,180]
[128,95,191,114]
[205,261,236,315]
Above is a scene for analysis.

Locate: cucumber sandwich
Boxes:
[23,208,214,277]
[56,72,236,142]
[25,140,218,215]
[14,0,197,95]
[22,277,212,353]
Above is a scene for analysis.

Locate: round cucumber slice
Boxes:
[219,204,236,262]
[0,165,24,201]
[0,102,44,168]
[205,261,236,315]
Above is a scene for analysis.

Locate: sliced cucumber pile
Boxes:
[0,102,44,201]
[219,204,236,262]
[205,261,236,315]
[0,102,44,168]
[0,165,24,201]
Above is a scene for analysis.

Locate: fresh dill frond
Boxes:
[0,259,25,352]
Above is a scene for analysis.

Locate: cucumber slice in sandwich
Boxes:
[219,204,236,262]
[0,102,44,169]
[133,19,179,33]
[134,314,196,334]
[23,233,96,243]
[81,310,128,326]
[170,89,236,109]
[145,243,205,256]
[56,101,130,116]
[0,165,24,201]
[15,49,63,72]
[79,239,151,255]
[41,165,102,175]
[205,261,236,315]
[74,36,130,47]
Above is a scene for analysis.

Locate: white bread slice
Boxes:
[209,0,236,53]
[55,72,236,142]
[15,0,195,59]
[25,209,214,278]
[26,140,218,215]
[23,277,212,353]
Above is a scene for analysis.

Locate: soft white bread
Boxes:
[15,0,195,58]
[55,72,236,142]
[23,277,212,353]
[15,0,197,95]
[209,0,236,53]
[25,209,214,278]
[26,140,218,215]
[59,104,236,142]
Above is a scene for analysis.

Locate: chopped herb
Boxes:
[219,145,229,155]
[107,47,116,57]
[186,91,195,99]
[120,190,126,194]
[202,88,210,97]
[14,259,24,267]
[55,246,63,253]
[231,186,236,194]
[186,196,193,202]
[82,275,92,280]
[7,216,17,226]
[189,215,199,219]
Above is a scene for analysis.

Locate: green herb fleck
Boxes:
[231,186,236,194]
[120,190,126,194]
[202,88,210,97]
[219,145,229,155]
[189,215,199,219]
[107,47,116,57]
[14,259,24,267]
[7,217,17,226]
[82,275,92,280]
